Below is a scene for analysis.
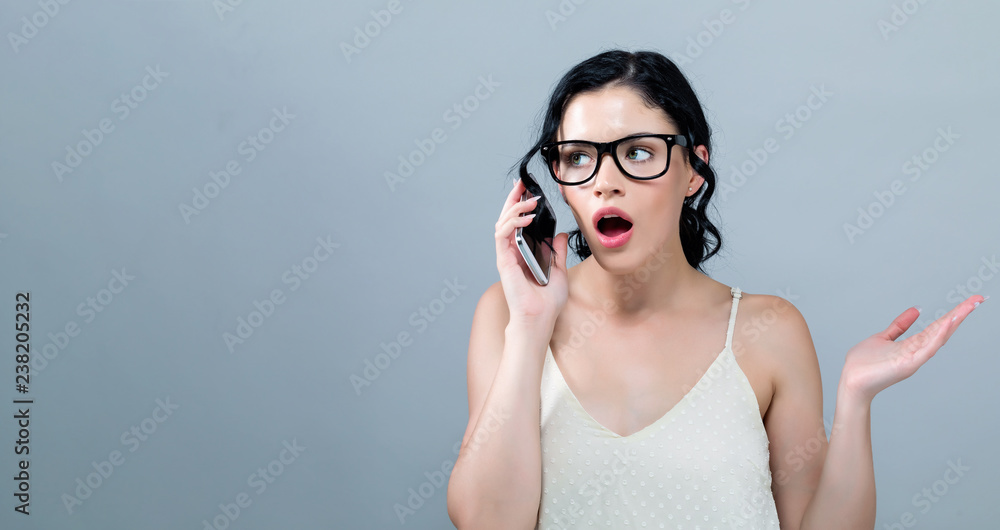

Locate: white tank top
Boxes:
[535,286,780,529]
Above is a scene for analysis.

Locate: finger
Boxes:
[937,294,985,341]
[495,213,535,243]
[947,294,986,320]
[900,294,983,363]
[551,232,569,272]
[502,177,523,209]
[899,314,952,368]
[499,183,538,221]
[496,197,540,232]
[880,306,921,341]
[923,295,983,344]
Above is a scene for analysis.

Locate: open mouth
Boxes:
[597,216,633,237]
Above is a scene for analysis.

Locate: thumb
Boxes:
[880,306,921,341]
[552,232,569,272]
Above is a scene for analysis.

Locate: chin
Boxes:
[587,237,673,276]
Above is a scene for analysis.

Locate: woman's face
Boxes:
[555,84,708,274]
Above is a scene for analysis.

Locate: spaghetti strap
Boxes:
[725,286,743,351]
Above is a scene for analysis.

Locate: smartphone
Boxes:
[514,172,557,286]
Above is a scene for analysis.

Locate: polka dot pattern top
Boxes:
[535,287,780,529]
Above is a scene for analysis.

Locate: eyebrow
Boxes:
[560,131,679,141]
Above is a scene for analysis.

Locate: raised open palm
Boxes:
[840,294,987,402]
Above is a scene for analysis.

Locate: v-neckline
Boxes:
[545,343,731,439]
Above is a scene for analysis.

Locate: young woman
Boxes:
[446,49,984,529]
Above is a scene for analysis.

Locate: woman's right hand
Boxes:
[494,177,570,325]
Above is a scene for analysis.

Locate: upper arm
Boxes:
[753,295,826,529]
[459,281,510,452]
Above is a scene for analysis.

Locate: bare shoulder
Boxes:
[468,280,511,367]
[474,280,510,333]
[734,291,819,386]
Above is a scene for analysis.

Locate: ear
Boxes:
[692,144,709,166]
[688,145,709,192]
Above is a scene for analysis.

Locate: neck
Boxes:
[574,239,705,320]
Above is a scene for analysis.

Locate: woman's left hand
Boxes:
[839,294,987,404]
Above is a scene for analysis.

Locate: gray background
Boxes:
[1,1,997,528]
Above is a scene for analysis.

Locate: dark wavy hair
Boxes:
[510,49,722,272]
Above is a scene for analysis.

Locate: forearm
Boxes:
[447,320,552,529]
[798,382,876,530]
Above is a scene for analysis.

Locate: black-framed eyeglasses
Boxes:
[539,133,689,186]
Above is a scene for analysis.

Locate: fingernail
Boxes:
[974,301,981,309]
[527,195,541,202]
[914,305,923,314]
[983,295,990,302]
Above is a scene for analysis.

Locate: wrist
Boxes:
[836,378,874,417]
[505,315,556,342]
[507,312,556,330]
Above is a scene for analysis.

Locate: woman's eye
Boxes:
[569,153,592,166]
[626,148,652,161]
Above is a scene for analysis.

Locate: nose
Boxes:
[591,151,626,198]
